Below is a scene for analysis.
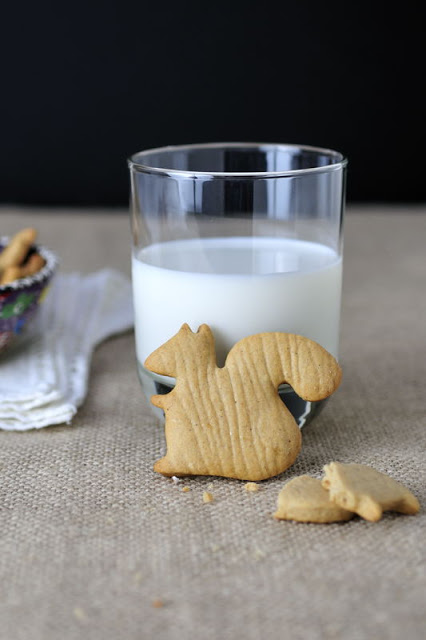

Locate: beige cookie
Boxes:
[0,253,46,285]
[0,228,37,273]
[274,475,354,523]
[145,324,342,481]
[322,462,420,522]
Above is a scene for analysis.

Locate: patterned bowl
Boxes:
[0,238,58,354]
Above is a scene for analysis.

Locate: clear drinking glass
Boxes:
[128,143,347,427]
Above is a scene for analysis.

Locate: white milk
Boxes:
[132,237,342,369]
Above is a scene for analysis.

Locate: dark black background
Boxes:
[1,1,425,206]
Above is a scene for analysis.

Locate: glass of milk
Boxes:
[128,143,347,427]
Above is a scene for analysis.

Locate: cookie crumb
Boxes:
[73,607,87,621]
[182,486,190,493]
[133,571,143,585]
[245,482,259,492]
[203,491,214,503]
[152,599,164,608]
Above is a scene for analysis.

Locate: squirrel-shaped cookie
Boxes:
[145,324,342,481]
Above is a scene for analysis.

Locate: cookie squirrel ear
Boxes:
[198,323,211,334]
[196,324,217,366]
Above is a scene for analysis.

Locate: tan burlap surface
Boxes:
[1,207,425,640]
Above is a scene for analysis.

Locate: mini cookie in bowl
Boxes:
[0,230,58,354]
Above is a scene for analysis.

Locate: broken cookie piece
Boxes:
[322,462,420,522]
[274,475,354,523]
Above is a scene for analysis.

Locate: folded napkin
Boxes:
[0,269,133,430]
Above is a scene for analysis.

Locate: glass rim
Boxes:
[128,142,348,179]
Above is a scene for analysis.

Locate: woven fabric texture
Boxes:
[0,207,425,640]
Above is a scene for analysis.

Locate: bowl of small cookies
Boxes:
[0,228,58,353]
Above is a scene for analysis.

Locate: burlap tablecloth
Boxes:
[1,206,425,640]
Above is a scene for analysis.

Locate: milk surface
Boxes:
[132,236,342,367]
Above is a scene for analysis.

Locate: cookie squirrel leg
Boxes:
[151,394,166,409]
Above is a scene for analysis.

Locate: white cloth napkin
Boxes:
[0,269,134,430]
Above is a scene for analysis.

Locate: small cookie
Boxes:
[0,266,22,285]
[0,228,37,272]
[0,253,46,285]
[274,475,354,523]
[322,462,420,522]
[145,324,342,481]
